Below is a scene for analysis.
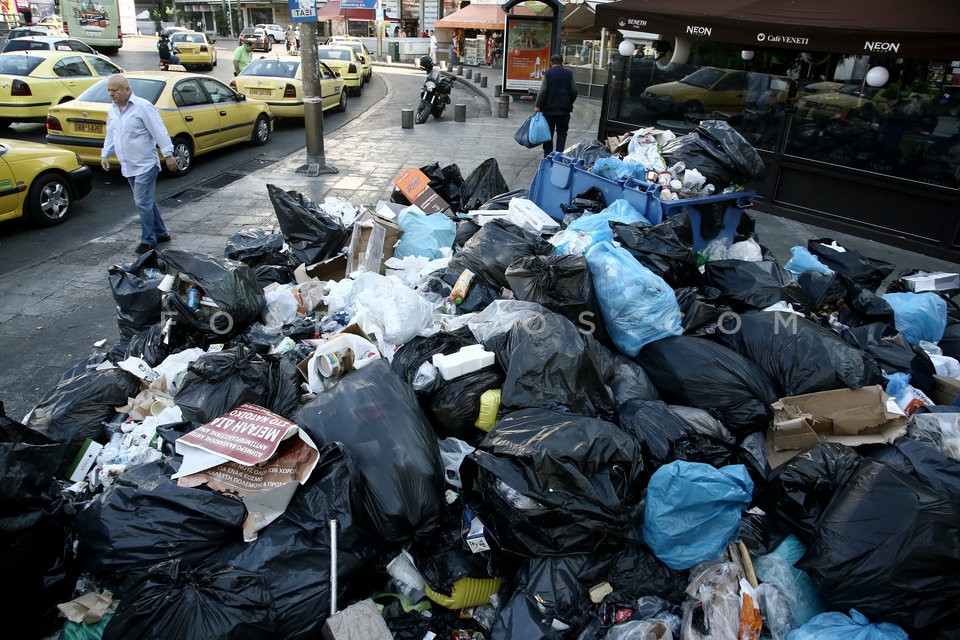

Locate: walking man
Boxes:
[233,38,255,76]
[429,29,438,62]
[534,54,578,157]
[100,74,178,254]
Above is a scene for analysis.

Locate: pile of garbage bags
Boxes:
[5,153,960,640]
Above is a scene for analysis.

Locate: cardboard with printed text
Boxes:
[392,167,451,214]
[172,403,319,540]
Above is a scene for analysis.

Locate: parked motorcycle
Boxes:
[415,56,454,124]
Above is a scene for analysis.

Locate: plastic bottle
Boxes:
[186,287,201,309]
[667,161,686,178]
[451,268,475,304]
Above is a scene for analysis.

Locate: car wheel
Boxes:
[170,135,194,176]
[268,35,276,44]
[350,83,362,97]
[251,114,270,146]
[28,172,72,226]
[680,100,704,115]
[336,89,347,112]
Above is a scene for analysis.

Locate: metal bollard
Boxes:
[494,84,502,97]
[456,65,463,76]
[401,108,414,129]
[497,94,509,118]
[454,103,466,122]
[465,68,472,80]
[480,76,488,88]
[474,73,482,84]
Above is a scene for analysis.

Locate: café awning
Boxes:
[435,3,537,31]
[595,0,960,58]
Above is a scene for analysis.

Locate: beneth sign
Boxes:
[289,0,317,22]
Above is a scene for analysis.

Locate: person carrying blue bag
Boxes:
[534,54,578,157]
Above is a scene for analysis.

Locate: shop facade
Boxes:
[596,0,960,261]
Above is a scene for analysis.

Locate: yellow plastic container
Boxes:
[474,388,501,432]
[423,577,502,610]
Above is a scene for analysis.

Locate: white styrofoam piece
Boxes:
[506,197,561,235]
[432,344,495,381]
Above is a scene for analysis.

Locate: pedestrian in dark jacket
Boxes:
[534,54,578,157]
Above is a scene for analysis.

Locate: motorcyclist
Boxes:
[157,33,180,66]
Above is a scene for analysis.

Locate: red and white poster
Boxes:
[504,17,552,92]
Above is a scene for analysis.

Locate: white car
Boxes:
[1,35,102,56]
[255,23,286,44]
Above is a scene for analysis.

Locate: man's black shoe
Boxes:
[156,235,171,243]
[135,243,156,254]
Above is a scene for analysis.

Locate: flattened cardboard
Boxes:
[930,374,960,406]
[392,167,451,214]
[346,210,403,276]
[767,385,908,467]
[294,253,349,284]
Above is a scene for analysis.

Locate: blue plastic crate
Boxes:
[529,152,756,251]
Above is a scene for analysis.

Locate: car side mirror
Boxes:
[236,92,246,102]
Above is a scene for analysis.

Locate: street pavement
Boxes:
[1,59,959,421]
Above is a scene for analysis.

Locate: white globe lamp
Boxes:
[866,66,890,87]
[741,50,754,61]
[618,40,636,57]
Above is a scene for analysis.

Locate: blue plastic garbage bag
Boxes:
[394,206,457,260]
[642,460,753,570]
[753,534,824,627]
[585,241,682,356]
[881,291,947,344]
[785,609,909,640]
[593,157,645,182]
[555,199,648,253]
[515,112,551,148]
[784,246,834,277]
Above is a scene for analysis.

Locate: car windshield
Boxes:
[0,55,44,75]
[242,59,299,78]
[837,84,881,99]
[317,48,351,61]
[680,67,726,89]
[240,28,254,36]
[77,78,166,104]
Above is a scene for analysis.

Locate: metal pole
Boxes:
[376,0,382,59]
[329,519,338,616]
[298,22,338,177]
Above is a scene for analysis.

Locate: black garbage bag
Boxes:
[704,259,807,311]
[111,322,170,367]
[391,328,475,386]
[477,188,529,211]
[564,138,613,169]
[266,183,350,265]
[560,186,607,221]
[715,310,883,396]
[295,361,444,546]
[26,367,142,472]
[486,309,615,419]
[454,219,481,249]
[696,120,767,183]
[109,249,167,340]
[251,264,297,287]
[588,342,661,408]
[618,399,734,471]
[798,458,960,635]
[936,315,960,361]
[457,272,500,314]
[611,220,700,288]
[224,229,289,267]
[227,317,317,355]
[635,336,778,439]
[807,238,896,292]
[211,443,379,640]
[453,218,554,290]
[420,161,465,213]
[459,158,510,213]
[161,249,266,338]
[74,458,247,597]
[174,345,300,424]
[461,409,645,557]
[409,502,496,597]
[765,442,863,541]
[840,322,937,393]
[0,406,76,639]
[504,253,607,342]
[428,367,505,441]
[674,286,732,335]
[860,437,960,509]
[102,559,275,640]
[660,132,734,189]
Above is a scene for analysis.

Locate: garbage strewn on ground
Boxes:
[4,125,960,640]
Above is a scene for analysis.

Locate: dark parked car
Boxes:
[238,27,271,52]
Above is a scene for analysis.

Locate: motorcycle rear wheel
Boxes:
[415,100,431,124]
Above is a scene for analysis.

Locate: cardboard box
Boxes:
[767,385,908,467]
[392,167,451,214]
[294,253,349,284]
[902,271,960,292]
[66,439,103,483]
[930,374,960,406]
[296,323,378,384]
[346,210,403,276]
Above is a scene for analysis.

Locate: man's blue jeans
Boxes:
[127,165,168,245]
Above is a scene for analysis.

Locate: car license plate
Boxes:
[75,122,102,134]
[248,88,272,96]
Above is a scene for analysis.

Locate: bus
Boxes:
[62,0,121,54]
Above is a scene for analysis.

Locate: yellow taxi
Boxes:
[231,56,347,118]
[642,66,789,117]
[0,50,123,127]
[0,138,92,226]
[45,71,272,176]
[326,36,373,83]
[316,45,363,96]
[169,31,218,71]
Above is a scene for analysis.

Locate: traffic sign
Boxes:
[289,0,317,22]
